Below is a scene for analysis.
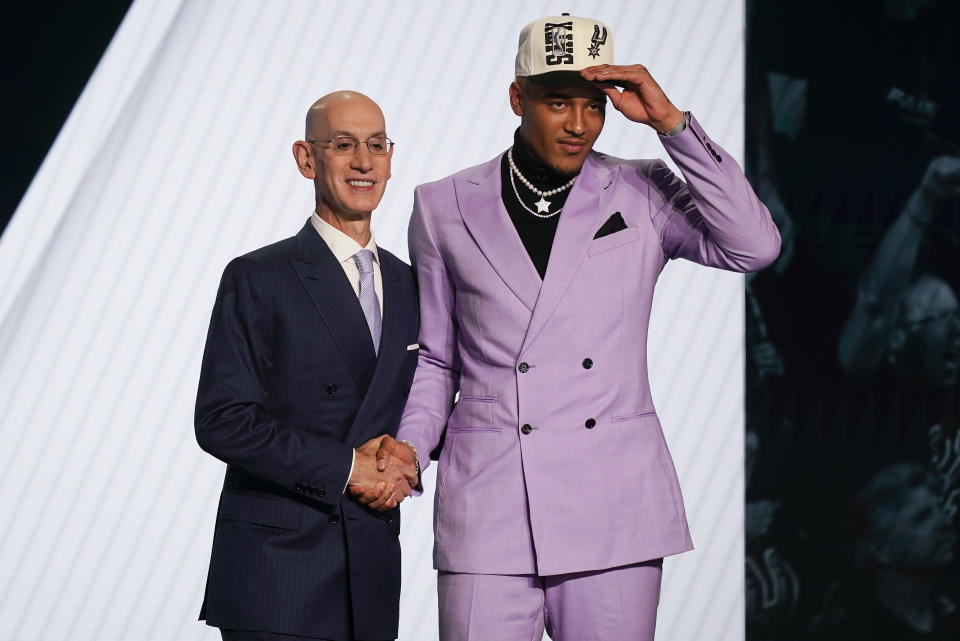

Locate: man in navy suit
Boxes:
[195,91,420,641]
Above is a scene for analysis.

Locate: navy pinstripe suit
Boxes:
[195,220,419,640]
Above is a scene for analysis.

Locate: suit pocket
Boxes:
[218,490,302,531]
[448,395,500,432]
[612,409,657,423]
[588,226,640,256]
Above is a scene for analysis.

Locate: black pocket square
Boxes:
[594,212,627,239]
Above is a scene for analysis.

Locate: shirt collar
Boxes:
[310,210,379,266]
[511,128,579,189]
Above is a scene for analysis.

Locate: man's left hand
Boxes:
[580,64,684,134]
[375,436,418,483]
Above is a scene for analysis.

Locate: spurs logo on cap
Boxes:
[544,21,574,66]
[588,24,608,59]
[516,14,614,83]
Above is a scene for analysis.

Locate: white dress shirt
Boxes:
[310,211,383,315]
[310,210,383,492]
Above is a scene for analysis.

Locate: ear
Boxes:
[509,81,524,116]
[293,140,316,179]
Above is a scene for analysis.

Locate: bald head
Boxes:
[900,275,958,324]
[305,90,384,140]
[293,90,392,241]
[888,275,960,387]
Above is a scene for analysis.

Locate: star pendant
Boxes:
[535,197,551,213]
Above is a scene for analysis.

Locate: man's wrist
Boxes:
[906,188,935,227]
[657,109,688,136]
[400,439,423,489]
[343,449,357,494]
[400,439,419,465]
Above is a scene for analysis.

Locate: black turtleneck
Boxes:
[500,129,578,279]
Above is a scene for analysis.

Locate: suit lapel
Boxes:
[292,222,377,393]
[455,154,542,311]
[521,153,618,354]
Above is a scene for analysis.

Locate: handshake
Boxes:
[347,435,418,511]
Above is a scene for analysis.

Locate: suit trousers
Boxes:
[437,558,663,641]
[220,630,333,641]
[220,629,393,641]
[221,629,326,640]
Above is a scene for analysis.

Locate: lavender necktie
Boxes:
[353,249,382,355]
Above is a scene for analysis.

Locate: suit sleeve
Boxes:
[649,113,781,272]
[194,257,354,507]
[395,185,460,481]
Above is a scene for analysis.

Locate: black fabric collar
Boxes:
[511,129,578,190]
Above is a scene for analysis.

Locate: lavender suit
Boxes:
[397,114,780,580]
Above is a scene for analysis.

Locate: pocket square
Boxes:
[406,343,420,350]
[593,212,627,239]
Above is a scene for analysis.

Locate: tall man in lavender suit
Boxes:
[361,13,780,641]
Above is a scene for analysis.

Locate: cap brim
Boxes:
[523,70,593,86]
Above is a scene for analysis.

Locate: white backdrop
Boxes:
[0,1,746,639]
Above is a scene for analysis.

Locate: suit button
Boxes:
[326,384,338,395]
[386,516,394,525]
[582,358,593,369]
[295,482,304,491]
[585,418,596,429]
[518,362,530,373]
[329,514,340,524]
[521,424,532,435]
[318,487,327,497]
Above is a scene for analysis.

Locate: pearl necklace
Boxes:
[507,147,577,218]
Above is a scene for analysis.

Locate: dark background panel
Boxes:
[0,1,132,232]
[745,1,960,639]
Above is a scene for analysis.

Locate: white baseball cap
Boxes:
[515,13,614,85]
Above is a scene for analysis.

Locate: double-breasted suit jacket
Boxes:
[195,221,419,640]
[396,114,780,577]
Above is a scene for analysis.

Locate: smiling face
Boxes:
[510,78,606,175]
[294,92,392,222]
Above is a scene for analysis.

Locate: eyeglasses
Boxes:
[900,309,960,332]
[307,135,395,155]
